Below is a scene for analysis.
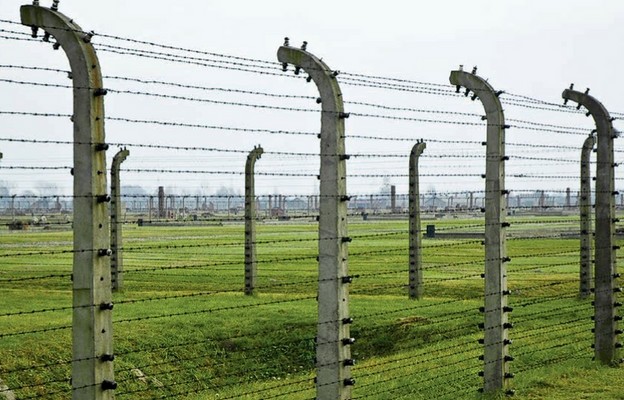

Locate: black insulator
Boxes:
[478,338,485,344]
[343,378,356,386]
[99,302,114,310]
[341,237,352,243]
[97,248,112,257]
[478,371,484,377]
[93,88,108,97]
[504,355,514,362]
[503,306,514,312]
[478,323,485,329]
[339,112,350,119]
[342,317,354,325]
[343,358,356,366]
[101,380,117,390]
[502,222,511,228]
[342,337,355,345]
[100,354,115,362]
[341,276,353,284]
[504,339,513,345]
[95,143,109,151]
[505,389,516,396]
[97,194,111,203]
[503,322,513,329]
[479,307,485,313]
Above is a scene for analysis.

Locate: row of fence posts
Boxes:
[12,2,620,399]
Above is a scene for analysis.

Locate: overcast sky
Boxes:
[1,0,623,199]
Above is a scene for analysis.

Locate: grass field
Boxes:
[0,214,621,399]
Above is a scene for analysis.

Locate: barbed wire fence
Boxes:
[0,4,622,400]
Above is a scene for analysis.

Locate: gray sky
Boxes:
[0,0,622,198]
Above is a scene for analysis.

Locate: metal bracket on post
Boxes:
[579,134,595,299]
[562,88,620,365]
[278,39,352,399]
[21,4,115,399]
[409,140,426,300]
[111,147,129,292]
[244,145,263,296]
[450,68,510,394]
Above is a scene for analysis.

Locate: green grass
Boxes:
[0,214,621,399]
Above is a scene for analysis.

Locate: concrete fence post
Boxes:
[21,4,116,399]
[244,145,264,295]
[563,87,620,365]
[158,186,164,218]
[110,148,129,292]
[450,67,511,394]
[409,140,426,300]
[579,134,596,299]
[278,39,353,399]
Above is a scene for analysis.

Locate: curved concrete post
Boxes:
[21,5,115,399]
[579,135,595,299]
[563,88,620,365]
[409,140,426,300]
[111,148,129,292]
[244,145,263,295]
[278,40,353,399]
[450,68,510,393]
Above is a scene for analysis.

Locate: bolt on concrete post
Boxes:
[244,145,263,296]
[110,148,129,292]
[450,68,510,393]
[21,4,115,399]
[278,40,353,399]
[579,134,595,299]
[409,141,426,300]
[562,88,620,365]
